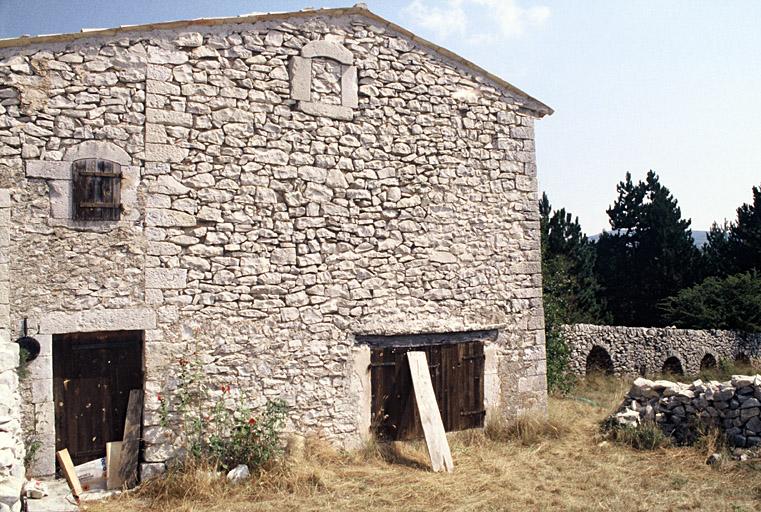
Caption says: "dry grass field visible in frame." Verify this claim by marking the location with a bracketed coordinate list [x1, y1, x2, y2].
[90, 375, 761, 512]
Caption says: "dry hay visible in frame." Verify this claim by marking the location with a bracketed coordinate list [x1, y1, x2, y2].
[90, 377, 761, 512]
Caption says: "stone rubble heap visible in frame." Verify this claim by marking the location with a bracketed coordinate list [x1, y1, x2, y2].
[612, 375, 761, 448]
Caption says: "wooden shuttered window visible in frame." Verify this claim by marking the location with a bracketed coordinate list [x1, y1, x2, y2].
[72, 159, 122, 221]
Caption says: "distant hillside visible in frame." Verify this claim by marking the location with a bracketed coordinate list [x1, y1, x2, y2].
[589, 230, 709, 247]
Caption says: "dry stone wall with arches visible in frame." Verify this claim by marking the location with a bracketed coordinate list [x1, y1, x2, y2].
[564, 324, 761, 377]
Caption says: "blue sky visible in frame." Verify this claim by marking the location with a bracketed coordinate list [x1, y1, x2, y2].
[2, 0, 759, 233]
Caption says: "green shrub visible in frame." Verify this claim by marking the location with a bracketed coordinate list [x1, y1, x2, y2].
[661, 271, 761, 332]
[206, 399, 287, 471]
[601, 419, 671, 450]
[544, 313, 576, 394]
[718, 357, 736, 375]
[159, 352, 288, 472]
[23, 434, 41, 472]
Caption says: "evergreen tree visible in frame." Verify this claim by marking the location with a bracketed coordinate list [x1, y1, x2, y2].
[540, 193, 604, 391]
[662, 271, 761, 332]
[702, 221, 734, 277]
[664, 183, 761, 333]
[596, 171, 700, 326]
[701, 184, 761, 276]
[728, 185, 761, 272]
[540, 193, 604, 324]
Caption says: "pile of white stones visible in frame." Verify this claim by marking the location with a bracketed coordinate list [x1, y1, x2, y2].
[612, 375, 761, 448]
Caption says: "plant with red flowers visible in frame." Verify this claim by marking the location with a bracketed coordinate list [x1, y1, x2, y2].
[158, 348, 287, 471]
[206, 399, 287, 471]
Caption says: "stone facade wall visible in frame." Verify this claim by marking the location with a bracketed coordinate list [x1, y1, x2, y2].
[612, 375, 761, 449]
[564, 324, 761, 376]
[0, 188, 23, 512]
[0, 9, 548, 477]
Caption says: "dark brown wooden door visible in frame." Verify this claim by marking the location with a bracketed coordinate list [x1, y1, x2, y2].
[53, 331, 143, 465]
[370, 341, 485, 441]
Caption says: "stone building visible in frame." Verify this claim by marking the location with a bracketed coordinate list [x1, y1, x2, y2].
[0, 4, 552, 484]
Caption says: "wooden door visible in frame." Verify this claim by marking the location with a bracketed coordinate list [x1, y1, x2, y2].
[53, 331, 143, 466]
[370, 341, 485, 440]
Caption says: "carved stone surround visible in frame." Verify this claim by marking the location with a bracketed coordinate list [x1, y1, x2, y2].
[290, 40, 358, 121]
[24, 141, 140, 230]
[25, 308, 157, 476]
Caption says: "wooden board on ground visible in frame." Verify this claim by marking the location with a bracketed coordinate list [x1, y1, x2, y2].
[106, 441, 124, 490]
[407, 351, 454, 473]
[56, 448, 83, 498]
[118, 389, 143, 489]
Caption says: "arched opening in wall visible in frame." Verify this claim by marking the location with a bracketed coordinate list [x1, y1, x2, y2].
[700, 353, 717, 371]
[661, 356, 684, 376]
[585, 346, 614, 375]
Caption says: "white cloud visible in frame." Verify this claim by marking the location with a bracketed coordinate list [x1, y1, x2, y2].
[403, 0, 468, 40]
[402, 0, 550, 43]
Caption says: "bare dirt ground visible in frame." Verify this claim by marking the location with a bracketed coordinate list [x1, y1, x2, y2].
[90, 376, 761, 512]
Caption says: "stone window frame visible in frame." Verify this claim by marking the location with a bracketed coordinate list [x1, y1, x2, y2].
[348, 322, 505, 449]
[290, 40, 358, 121]
[25, 141, 140, 230]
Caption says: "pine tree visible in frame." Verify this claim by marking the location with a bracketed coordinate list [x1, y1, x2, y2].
[540, 193, 604, 391]
[702, 221, 734, 277]
[595, 171, 700, 326]
[701, 184, 761, 276]
[540, 193, 604, 324]
[729, 185, 761, 273]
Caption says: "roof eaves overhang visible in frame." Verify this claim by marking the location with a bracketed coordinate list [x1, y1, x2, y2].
[0, 5, 553, 117]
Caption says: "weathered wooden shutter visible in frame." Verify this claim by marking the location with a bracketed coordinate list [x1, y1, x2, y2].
[370, 340, 485, 441]
[72, 159, 122, 221]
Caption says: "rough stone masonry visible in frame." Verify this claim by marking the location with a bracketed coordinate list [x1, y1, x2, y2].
[0, 4, 552, 484]
[564, 324, 761, 376]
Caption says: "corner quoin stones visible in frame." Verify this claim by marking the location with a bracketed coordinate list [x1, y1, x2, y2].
[0, 5, 552, 478]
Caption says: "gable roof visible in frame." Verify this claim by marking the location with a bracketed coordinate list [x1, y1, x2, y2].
[0, 4, 553, 117]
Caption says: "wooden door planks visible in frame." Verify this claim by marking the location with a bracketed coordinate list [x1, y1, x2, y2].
[407, 351, 454, 473]
[370, 341, 485, 440]
[53, 330, 143, 465]
[118, 389, 143, 488]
